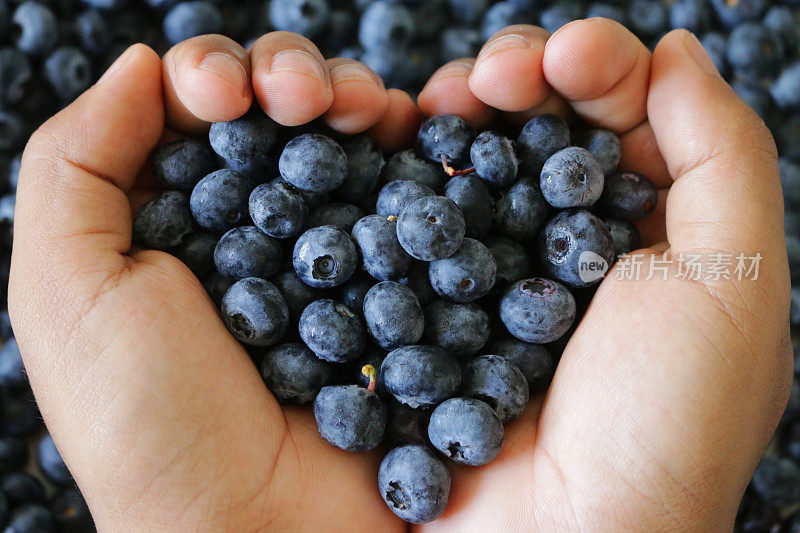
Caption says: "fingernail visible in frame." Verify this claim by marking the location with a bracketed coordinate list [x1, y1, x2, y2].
[97, 45, 135, 85]
[199, 52, 248, 90]
[476, 34, 531, 62]
[329, 61, 379, 86]
[683, 32, 719, 77]
[270, 49, 326, 81]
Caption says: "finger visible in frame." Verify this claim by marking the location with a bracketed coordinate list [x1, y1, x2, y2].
[163, 34, 253, 135]
[648, 30, 784, 255]
[251, 31, 333, 126]
[468, 25, 551, 112]
[366, 89, 422, 153]
[322, 58, 389, 134]
[543, 18, 651, 134]
[418, 59, 497, 129]
[618, 121, 671, 189]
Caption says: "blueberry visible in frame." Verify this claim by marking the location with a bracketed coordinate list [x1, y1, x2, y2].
[447, 0, 488, 24]
[397, 196, 465, 262]
[469, 130, 519, 190]
[279, 133, 347, 193]
[320, 8, 354, 50]
[669, 0, 711, 33]
[0, 437, 28, 473]
[249, 180, 309, 239]
[599, 171, 658, 220]
[428, 238, 496, 303]
[540, 147, 605, 208]
[500, 278, 576, 344]
[271, 270, 325, 320]
[268, 0, 329, 39]
[626, 0, 668, 38]
[386, 401, 430, 446]
[380, 345, 461, 408]
[36, 434, 72, 487]
[0, 111, 25, 152]
[383, 150, 446, 192]
[220, 278, 289, 347]
[339, 274, 375, 315]
[337, 135, 384, 203]
[700, 32, 728, 75]
[359, 1, 414, 50]
[260, 343, 332, 404]
[490, 337, 555, 391]
[0, 338, 25, 392]
[772, 62, 800, 111]
[0, 48, 32, 106]
[0, 392, 41, 437]
[172, 231, 218, 277]
[134, 191, 193, 251]
[399, 261, 437, 307]
[363, 281, 424, 350]
[313, 384, 387, 452]
[4, 504, 53, 533]
[163, 1, 223, 45]
[726, 22, 783, 78]
[352, 215, 412, 281]
[209, 110, 278, 172]
[376, 180, 435, 219]
[152, 139, 218, 192]
[482, 1, 530, 40]
[710, 0, 766, 28]
[732, 79, 775, 123]
[492, 176, 551, 242]
[44, 47, 92, 101]
[423, 300, 489, 358]
[50, 488, 93, 533]
[308, 203, 365, 234]
[428, 397, 504, 466]
[378, 444, 450, 523]
[214, 226, 283, 280]
[293, 225, 358, 288]
[585, 3, 627, 25]
[751, 455, 800, 508]
[576, 129, 621, 176]
[299, 299, 365, 362]
[190, 169, 253, 232]
[360, 47, 416, 91]
[484, 236, 533, 287]
[764, 6, 800, 53]
[74, 9, 113, 56]
[604, 218, 641, 258]
[539, 0, 582, 33]
[461, 355, 529, 422]
[444, 175, 493, 239]
[539, 209, 614, 288]
[0, 472, 45, 506]
[441, 26, 483, 63]
[516, 114, 570, 175]
[12, 1, 58, 56]
[416, 115, 476, 167]
[201, 271, 234, 307]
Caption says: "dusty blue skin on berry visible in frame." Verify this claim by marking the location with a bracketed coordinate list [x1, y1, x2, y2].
[152, 139, 218, 192]
[428, 397, 504, 466]
[416, 114, 476, 165]
[493, 176, 550, 242]
[313, 384, 387, 452]
[133, 191, 193, 251]
[36, 434, 71, 487]
[627, 0, 668, 38]
[516, 114, 570, 174]
[483, 2, 532, 40]
[209, 110, 278, 171]
[484, 236, 533, 287]
[381, 345, 461, 408]
[352, 215, 412, 281]
[397, 196, 466, 261]
[337, 135, 385, 202]
[0, 472, 45, 506]
[764, 6, 800, 53]
[599, 171, 658, 221]
[377, 180, 435, 218]
[44, 47, 92, 101]
[308, 203, 365, 233]
[539, 209, 615, 288]
[74, 9, 113, 56]
[0, 48, 32, 107]
[576, 129, 621, 176]
[293, 225, 358, 288]
[269, 0, 329, 38]
[279, 133, 347, 193]
[726, 22, 783, 77]
[271, 270, 326, 321]
[441, 26, 482, 63]
[470, 131, 519, 189]
[500, 278, 576, 344]
[460, 355, 529, 422]
[12, 1, 58, 56]
[340, 274, 376, 315]
[163, 1, 223, 45]
[428, 238, 496, 303]
[260, 343, 332, 404]
[5, 504, 53, 533]
[387, 400, 430, 446]
[299, 299, 365, 362]
[173, 231, 218, 277]
[751, 455, 800, 507]
[444, 175, 493, 239]
[539, 0, 582, 33]
[378, 444, 450, 524]
[540, 147, 605, 209]
[383, 150, 446, 192]
[249, 180, 309, 239]
[190, 169, 253, 232]
[423, 300, 489, 358]
[214, 226, 283, 280]
[710, 0, 766, 28]
[0, 338, 24, 392]
[490, 337, 555, 391]
[202, 272, 234, 308]
[669, 0, 712, 33]
[604, 218, 641, 258]
[363, 281, 424, 350]
[221, 278, 289, 347]
[359, 1, 415, 50]
[772, 63, 800, 111]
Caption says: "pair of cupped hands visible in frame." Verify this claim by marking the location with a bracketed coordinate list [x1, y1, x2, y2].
[8, 18, 792, 531]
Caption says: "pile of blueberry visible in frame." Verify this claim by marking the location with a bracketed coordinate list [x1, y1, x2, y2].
[133, 110, 658, 523]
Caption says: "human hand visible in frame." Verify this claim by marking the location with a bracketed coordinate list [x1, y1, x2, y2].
[8, 33, 418, 531]
[416, 19, 793, 531]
